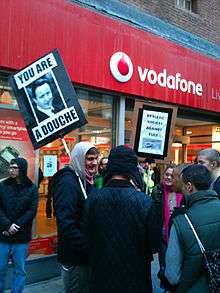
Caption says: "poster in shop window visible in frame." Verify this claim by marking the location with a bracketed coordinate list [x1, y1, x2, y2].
[0, 109, 35, 181]
[9, 49, 87, 149]
[134, 105, 173, 159]
[43, 155, 57, 177]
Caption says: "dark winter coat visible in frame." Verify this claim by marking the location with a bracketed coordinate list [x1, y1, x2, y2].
[0, 177, 38, 243]
[84, 179, 161, 293]
[174, 190, 220, 293]
[52, 167, 95, 266]
[151, 184, 164, 227]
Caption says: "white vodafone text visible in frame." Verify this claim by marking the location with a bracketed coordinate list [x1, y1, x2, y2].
[137, 67, 203, 96]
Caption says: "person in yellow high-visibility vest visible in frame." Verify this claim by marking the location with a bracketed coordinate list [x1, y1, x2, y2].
[144, 166, 155, 195]
[143, 159, 158, 195]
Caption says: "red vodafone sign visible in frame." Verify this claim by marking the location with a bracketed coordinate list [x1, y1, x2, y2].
[0, 1, 220, 112]
[106, 41, 220, 112]
[110, 51, 203, 96]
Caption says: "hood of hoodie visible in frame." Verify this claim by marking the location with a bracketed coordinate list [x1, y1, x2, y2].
[11, 157, 28, 177]
[70, 142, 95, 180]
[10, 157, 32, 186]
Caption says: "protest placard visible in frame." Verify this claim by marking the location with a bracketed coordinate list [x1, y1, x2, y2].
[10, 49, 87, 149]
[131, 101, 177, 160]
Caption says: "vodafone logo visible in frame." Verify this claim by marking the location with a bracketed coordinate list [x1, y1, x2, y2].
[110, 51, 203, 96]
[110, 52, 133, 82]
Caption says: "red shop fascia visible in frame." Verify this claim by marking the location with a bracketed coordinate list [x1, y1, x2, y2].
[0, 0, 220, 113]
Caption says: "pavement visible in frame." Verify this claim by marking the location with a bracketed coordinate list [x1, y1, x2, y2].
[6, 255, 163, 292]
[11, 277, 64, 293]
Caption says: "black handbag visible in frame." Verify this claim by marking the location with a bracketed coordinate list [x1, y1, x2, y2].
[185, 214, 220, 293]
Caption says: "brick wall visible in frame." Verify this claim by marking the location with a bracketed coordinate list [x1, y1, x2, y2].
[121, 0, 220, 44]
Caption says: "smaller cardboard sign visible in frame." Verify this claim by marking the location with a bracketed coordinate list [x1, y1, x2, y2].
[133, 103, 174, 160]
[9, 49, 87, 149]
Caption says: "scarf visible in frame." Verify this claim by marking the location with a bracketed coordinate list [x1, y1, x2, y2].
[163, 183, 183, 243]
[85, 169, 94, 185]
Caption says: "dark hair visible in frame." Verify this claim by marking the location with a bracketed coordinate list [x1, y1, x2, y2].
[175, 163, 191, 174]
[10, 157, 29, 185]
[182, 164, 212, 190]
[198, 148, 220, 167]
[145, 158, 155, 164]
[164, 163, 176, 173]
[99, 157, 108, 165]
[86, 147, 99, 156]
[32, 78, 51, 99]
[98, 156, 108, 174]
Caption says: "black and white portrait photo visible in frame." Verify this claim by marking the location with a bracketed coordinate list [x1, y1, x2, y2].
[27, 73, 65, 123]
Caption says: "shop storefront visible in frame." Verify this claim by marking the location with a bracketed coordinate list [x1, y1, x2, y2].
[0, 0, 220, 264]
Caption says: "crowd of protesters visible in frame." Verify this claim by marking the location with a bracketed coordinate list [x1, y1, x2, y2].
[51, 144, 220, 293]
[3, 146, 219, 292]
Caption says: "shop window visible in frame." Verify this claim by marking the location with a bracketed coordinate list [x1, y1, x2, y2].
[74, 88, 116, 155]
[0, 71, 17, 108]
[125, 97, 220, 166]
[125, 97, 135, 145]
[173, 117, 220, 164]
[175, 0, 197, 12]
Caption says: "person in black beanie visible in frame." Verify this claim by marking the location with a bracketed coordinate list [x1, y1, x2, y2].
[103, 146, 145, 191]
[84, 145, 161, 293]
[0, 157, 38, 293]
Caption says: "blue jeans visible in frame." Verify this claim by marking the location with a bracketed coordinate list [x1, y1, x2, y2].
[0, 243, 29, 293]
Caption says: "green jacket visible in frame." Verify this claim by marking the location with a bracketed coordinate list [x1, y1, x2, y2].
[174, 190, 220, 293]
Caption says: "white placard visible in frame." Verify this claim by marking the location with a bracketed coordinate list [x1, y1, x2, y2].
[138, 109, 168, 155]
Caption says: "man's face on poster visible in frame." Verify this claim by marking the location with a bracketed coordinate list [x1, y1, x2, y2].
[34, 82, 53, 110]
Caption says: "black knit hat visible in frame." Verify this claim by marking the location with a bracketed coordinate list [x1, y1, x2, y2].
[10, 157, 28, 177]
[103, 145, 144, 189]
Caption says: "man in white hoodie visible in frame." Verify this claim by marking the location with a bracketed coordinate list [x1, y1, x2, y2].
[52, 142, 99, 293]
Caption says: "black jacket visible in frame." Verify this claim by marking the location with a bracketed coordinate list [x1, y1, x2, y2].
[84, 179, 161, 293]
[52, 167, 95, 266]
[0, 177, 38, 243]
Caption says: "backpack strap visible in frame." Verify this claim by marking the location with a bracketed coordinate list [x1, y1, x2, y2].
[184, 214, 205, 254]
